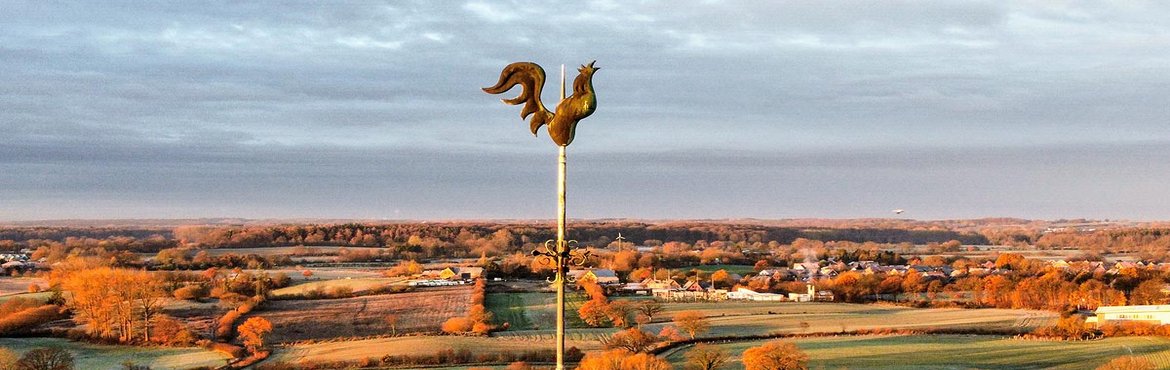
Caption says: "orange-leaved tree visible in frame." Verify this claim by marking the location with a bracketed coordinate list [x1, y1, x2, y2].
[741, 340, 808, 370]
[577, 349, 671, 370]
[237, 316, 273, 353]
[672, 311, 709, 339]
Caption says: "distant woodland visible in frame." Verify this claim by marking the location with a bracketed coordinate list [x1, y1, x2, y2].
[3, 219, 1170, 259]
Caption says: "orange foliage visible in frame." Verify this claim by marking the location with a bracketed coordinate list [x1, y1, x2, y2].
[577, 349, 671, 370]
[442, 278, 494, 335]
[742, 340, 808, 370]
[442, 317, 473, 333]
[672, 311, 708, 339]
[238, 316, 273, 353]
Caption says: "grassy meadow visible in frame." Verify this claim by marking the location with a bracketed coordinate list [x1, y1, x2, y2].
[0, 337, 231, 370]
[486, 291, 1054, 339]
[685, 264, 757, 275]
[664, 335, 1170, 370]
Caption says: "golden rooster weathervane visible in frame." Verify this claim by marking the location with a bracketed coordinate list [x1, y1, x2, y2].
[483, 61, 599, 370]
[483, 61, 598, 146]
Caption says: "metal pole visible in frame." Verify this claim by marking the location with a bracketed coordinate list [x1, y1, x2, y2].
[555, 64, 567, 370]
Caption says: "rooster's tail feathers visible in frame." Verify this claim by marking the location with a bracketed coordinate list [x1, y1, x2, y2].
[483, 62, 551, 132]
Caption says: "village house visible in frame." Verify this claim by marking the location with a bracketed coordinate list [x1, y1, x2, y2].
[568, 268, 620, 285]
[641, 278, 681, 291]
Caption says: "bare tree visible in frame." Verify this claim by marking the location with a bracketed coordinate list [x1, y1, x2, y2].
[685, 344, 730, 370]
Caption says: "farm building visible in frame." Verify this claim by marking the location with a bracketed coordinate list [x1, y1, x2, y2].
[788, 284, 833, 302]
[438, 267, 483, 280]
[1089, 305, 1170, 326]
[641, 278, 681, 291]
[568, 268, 620, 285]
[726, 287, 784, 301]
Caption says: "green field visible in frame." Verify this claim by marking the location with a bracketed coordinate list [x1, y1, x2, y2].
[0, 337, 231, 370]
[0, 291, 53, 303]
[486, 291, 591, 331]
[484, 294, 1054, 353]
[664, 335, 1170, 370]
[685, 264, 757, 276]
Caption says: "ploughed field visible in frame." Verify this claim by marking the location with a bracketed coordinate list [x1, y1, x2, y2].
[254, 285, 472, 343]
[663, 334, 1170, 370]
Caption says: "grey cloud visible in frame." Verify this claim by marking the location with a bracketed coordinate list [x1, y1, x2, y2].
[2, 1, 1170, 220]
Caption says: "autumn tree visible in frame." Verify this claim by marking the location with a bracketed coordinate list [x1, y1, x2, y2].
[741, 341, 808, 370]
[237, 316, 273, 353]
[636, 300, 665, 324]
[1096, 356, 1155, 370]
[685, 344, 729, 370]
[577, 350, 672, 370]
[56, 267, 165, 342]
[672, 311, 709, 339]
[505, 362, 535, 370]
[386, 314, 399, 336]
[578, 298, 610, 327]
[1129, 280, 1167, 305]
[603, 328, 659, 353]
[15, 347, 73, 370]
[606, 300, 635, 328]
[0, 348, 16, 370]
[711, 269, 732, 289]
[385, 260, 423, 277]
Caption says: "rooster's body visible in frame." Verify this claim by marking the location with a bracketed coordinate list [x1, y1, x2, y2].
[483, 61, 598, 146]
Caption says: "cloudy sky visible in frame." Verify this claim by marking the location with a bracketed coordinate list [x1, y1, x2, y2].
[2, 1, 1170, 221]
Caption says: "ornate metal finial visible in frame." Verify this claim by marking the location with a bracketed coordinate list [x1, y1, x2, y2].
[531, 240, 591, 282]
[483, 61, 599, 146]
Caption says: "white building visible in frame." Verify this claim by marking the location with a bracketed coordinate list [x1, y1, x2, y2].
[1090, 305, 1170, 326]
[788, 284, 817, 302]
[726, 287, 784, 302]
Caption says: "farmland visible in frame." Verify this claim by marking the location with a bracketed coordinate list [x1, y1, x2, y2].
[0, 337, 231, 370]
[654, 301, 1054, 336]
[269, 276, 405, 298]
[255, 285, 472, 343]
[268, 335, 596, 364]
[483, 290, 1054, 347]
[0, 277, 47, 296]
[685, 264, 756, 276]
[663, 334, 1170, 370]
[485, 291, 591, 330]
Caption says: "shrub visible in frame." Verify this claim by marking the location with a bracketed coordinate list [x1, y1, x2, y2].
[327, 286, 353, 298]
[0, 305, 67, 336]
[742, 340, 808, 370]
[173, 285, 207, 301]
[442, 317, 473, 334]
